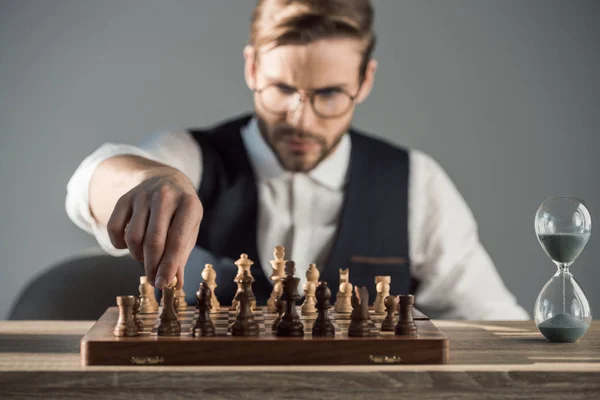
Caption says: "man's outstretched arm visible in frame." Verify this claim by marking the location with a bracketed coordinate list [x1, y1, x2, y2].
[66, 132, 203, 289]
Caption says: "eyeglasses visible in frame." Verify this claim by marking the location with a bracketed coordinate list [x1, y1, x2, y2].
[253, 83, 359, 119]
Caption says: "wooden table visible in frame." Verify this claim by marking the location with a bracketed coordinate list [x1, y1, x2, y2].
[1, 320, 599, 399]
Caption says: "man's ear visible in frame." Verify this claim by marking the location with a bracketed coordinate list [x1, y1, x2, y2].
[243, 45, 257, 91]
[355, 59, 378, 104]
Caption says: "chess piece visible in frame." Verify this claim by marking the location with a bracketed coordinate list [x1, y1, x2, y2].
[138, 276, 159, 313]
[113, 295, 139, 337]
[231, 271, 259, 336]
[133, 296, 144, 332]
[306, 263, 320, 286]
[268, 280, 283, 314]
[301, 263, 319, 315]
[231, 253, 255, 311]
[301, 281, 317, 315]
[157, 278, 181, 336]
[272, 294, 286, 331]
[276, 261, 304, 337]
[193, 282, 216, 337]
[175, 287, 187, 311]
[380, 295, 399, 331]
[267, 246, 286, 312]
[312, 282, 335, 337]
[201, 263, 220, 312]
[334, 268, 353, 313]
[374, 276, 391, 314]
[395, 294, 418, 336]
[161, 291, 181, 312]
[348, 286, 372, 337]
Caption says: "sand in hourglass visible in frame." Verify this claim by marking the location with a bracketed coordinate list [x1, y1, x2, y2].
[538, 233, 590, 264]
[538, 314, 590, 343]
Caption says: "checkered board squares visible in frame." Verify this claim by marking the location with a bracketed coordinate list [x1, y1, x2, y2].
[141, 306, 393, 338]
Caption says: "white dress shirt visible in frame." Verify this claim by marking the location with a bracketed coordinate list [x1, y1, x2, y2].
[66, 118, 529, 320]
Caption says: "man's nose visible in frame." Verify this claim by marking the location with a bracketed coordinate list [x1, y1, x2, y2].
[287, 94, 318, 131]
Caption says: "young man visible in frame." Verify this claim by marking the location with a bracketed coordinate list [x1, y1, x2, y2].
[66, 0, 528, 319]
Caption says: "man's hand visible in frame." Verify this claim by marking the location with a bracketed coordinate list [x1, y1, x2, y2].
[106, 169, 203, 289]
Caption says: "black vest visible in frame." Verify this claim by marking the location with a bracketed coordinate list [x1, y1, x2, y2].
[184, 114, 415, 304]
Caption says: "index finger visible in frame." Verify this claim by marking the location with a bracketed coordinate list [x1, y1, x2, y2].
[154, 197, 201, 289]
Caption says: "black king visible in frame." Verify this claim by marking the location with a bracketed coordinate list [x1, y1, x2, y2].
[276, 261, 304, 337]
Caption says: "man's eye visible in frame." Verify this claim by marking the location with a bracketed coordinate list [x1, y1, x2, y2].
[317, 89, 342, 98]
[275, 85, 296, 95]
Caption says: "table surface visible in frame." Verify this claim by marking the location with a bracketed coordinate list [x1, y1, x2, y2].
[1, 319, 599, 399]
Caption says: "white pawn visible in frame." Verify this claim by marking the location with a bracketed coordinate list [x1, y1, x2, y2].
[301, 263, 319, 314]
[267, 246, 286, 312]
[334, 268, 353, 313]
[374, 276, 391, 314]
[201, 263, 220, 312]
[175, 287, 187, 311]
[301, 281, 317, 315]
[138, 276, 159, 314]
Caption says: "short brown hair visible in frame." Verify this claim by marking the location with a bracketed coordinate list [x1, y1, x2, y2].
[250, 0, 376, 80]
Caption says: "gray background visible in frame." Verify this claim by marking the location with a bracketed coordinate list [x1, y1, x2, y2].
[1, 0, 599, 320]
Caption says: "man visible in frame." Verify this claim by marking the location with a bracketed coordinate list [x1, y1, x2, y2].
[66, 0, 528, 319]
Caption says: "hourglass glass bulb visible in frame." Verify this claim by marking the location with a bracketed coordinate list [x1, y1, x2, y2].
[535, 197, 591, 266]
[534, 268, 592, 342]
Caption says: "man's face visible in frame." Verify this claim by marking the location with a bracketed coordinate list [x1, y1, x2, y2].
[245, 38, 376, 172]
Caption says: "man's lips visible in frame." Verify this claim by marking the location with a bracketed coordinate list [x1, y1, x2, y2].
[283, 137, 320, 152]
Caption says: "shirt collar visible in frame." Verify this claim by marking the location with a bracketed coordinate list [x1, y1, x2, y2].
[241, 117, 351, 191]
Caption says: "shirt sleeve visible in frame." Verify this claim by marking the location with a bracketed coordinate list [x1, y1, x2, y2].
[65, 131, 202, 256]
[408, 149, 530, 320]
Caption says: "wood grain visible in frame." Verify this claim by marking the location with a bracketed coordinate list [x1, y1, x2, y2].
[1, 371, 600, 399]
[1, 320, 600, 399]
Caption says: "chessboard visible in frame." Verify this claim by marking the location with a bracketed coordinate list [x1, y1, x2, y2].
[81, 305, 449, 366]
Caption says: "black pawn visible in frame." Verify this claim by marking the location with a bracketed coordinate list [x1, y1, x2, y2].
[395, 294, 418, 336]
[312, 282, 335, 337]
[380, 295, 399, 332]
[348, 286, 371, 337]
[193, 282, 216, 337]
[276, 261, 304, 337]
[157, 285, 181, 336]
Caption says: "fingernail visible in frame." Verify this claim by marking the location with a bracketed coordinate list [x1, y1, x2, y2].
[155, 276, 167, 289]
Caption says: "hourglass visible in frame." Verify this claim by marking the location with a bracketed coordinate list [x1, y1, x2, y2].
[534, 197, 592, 342]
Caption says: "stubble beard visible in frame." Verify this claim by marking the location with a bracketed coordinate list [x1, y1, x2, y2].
[256, 115, 348, 173]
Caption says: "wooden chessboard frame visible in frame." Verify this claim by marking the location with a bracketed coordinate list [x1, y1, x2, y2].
[81, 306, 449, 366]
